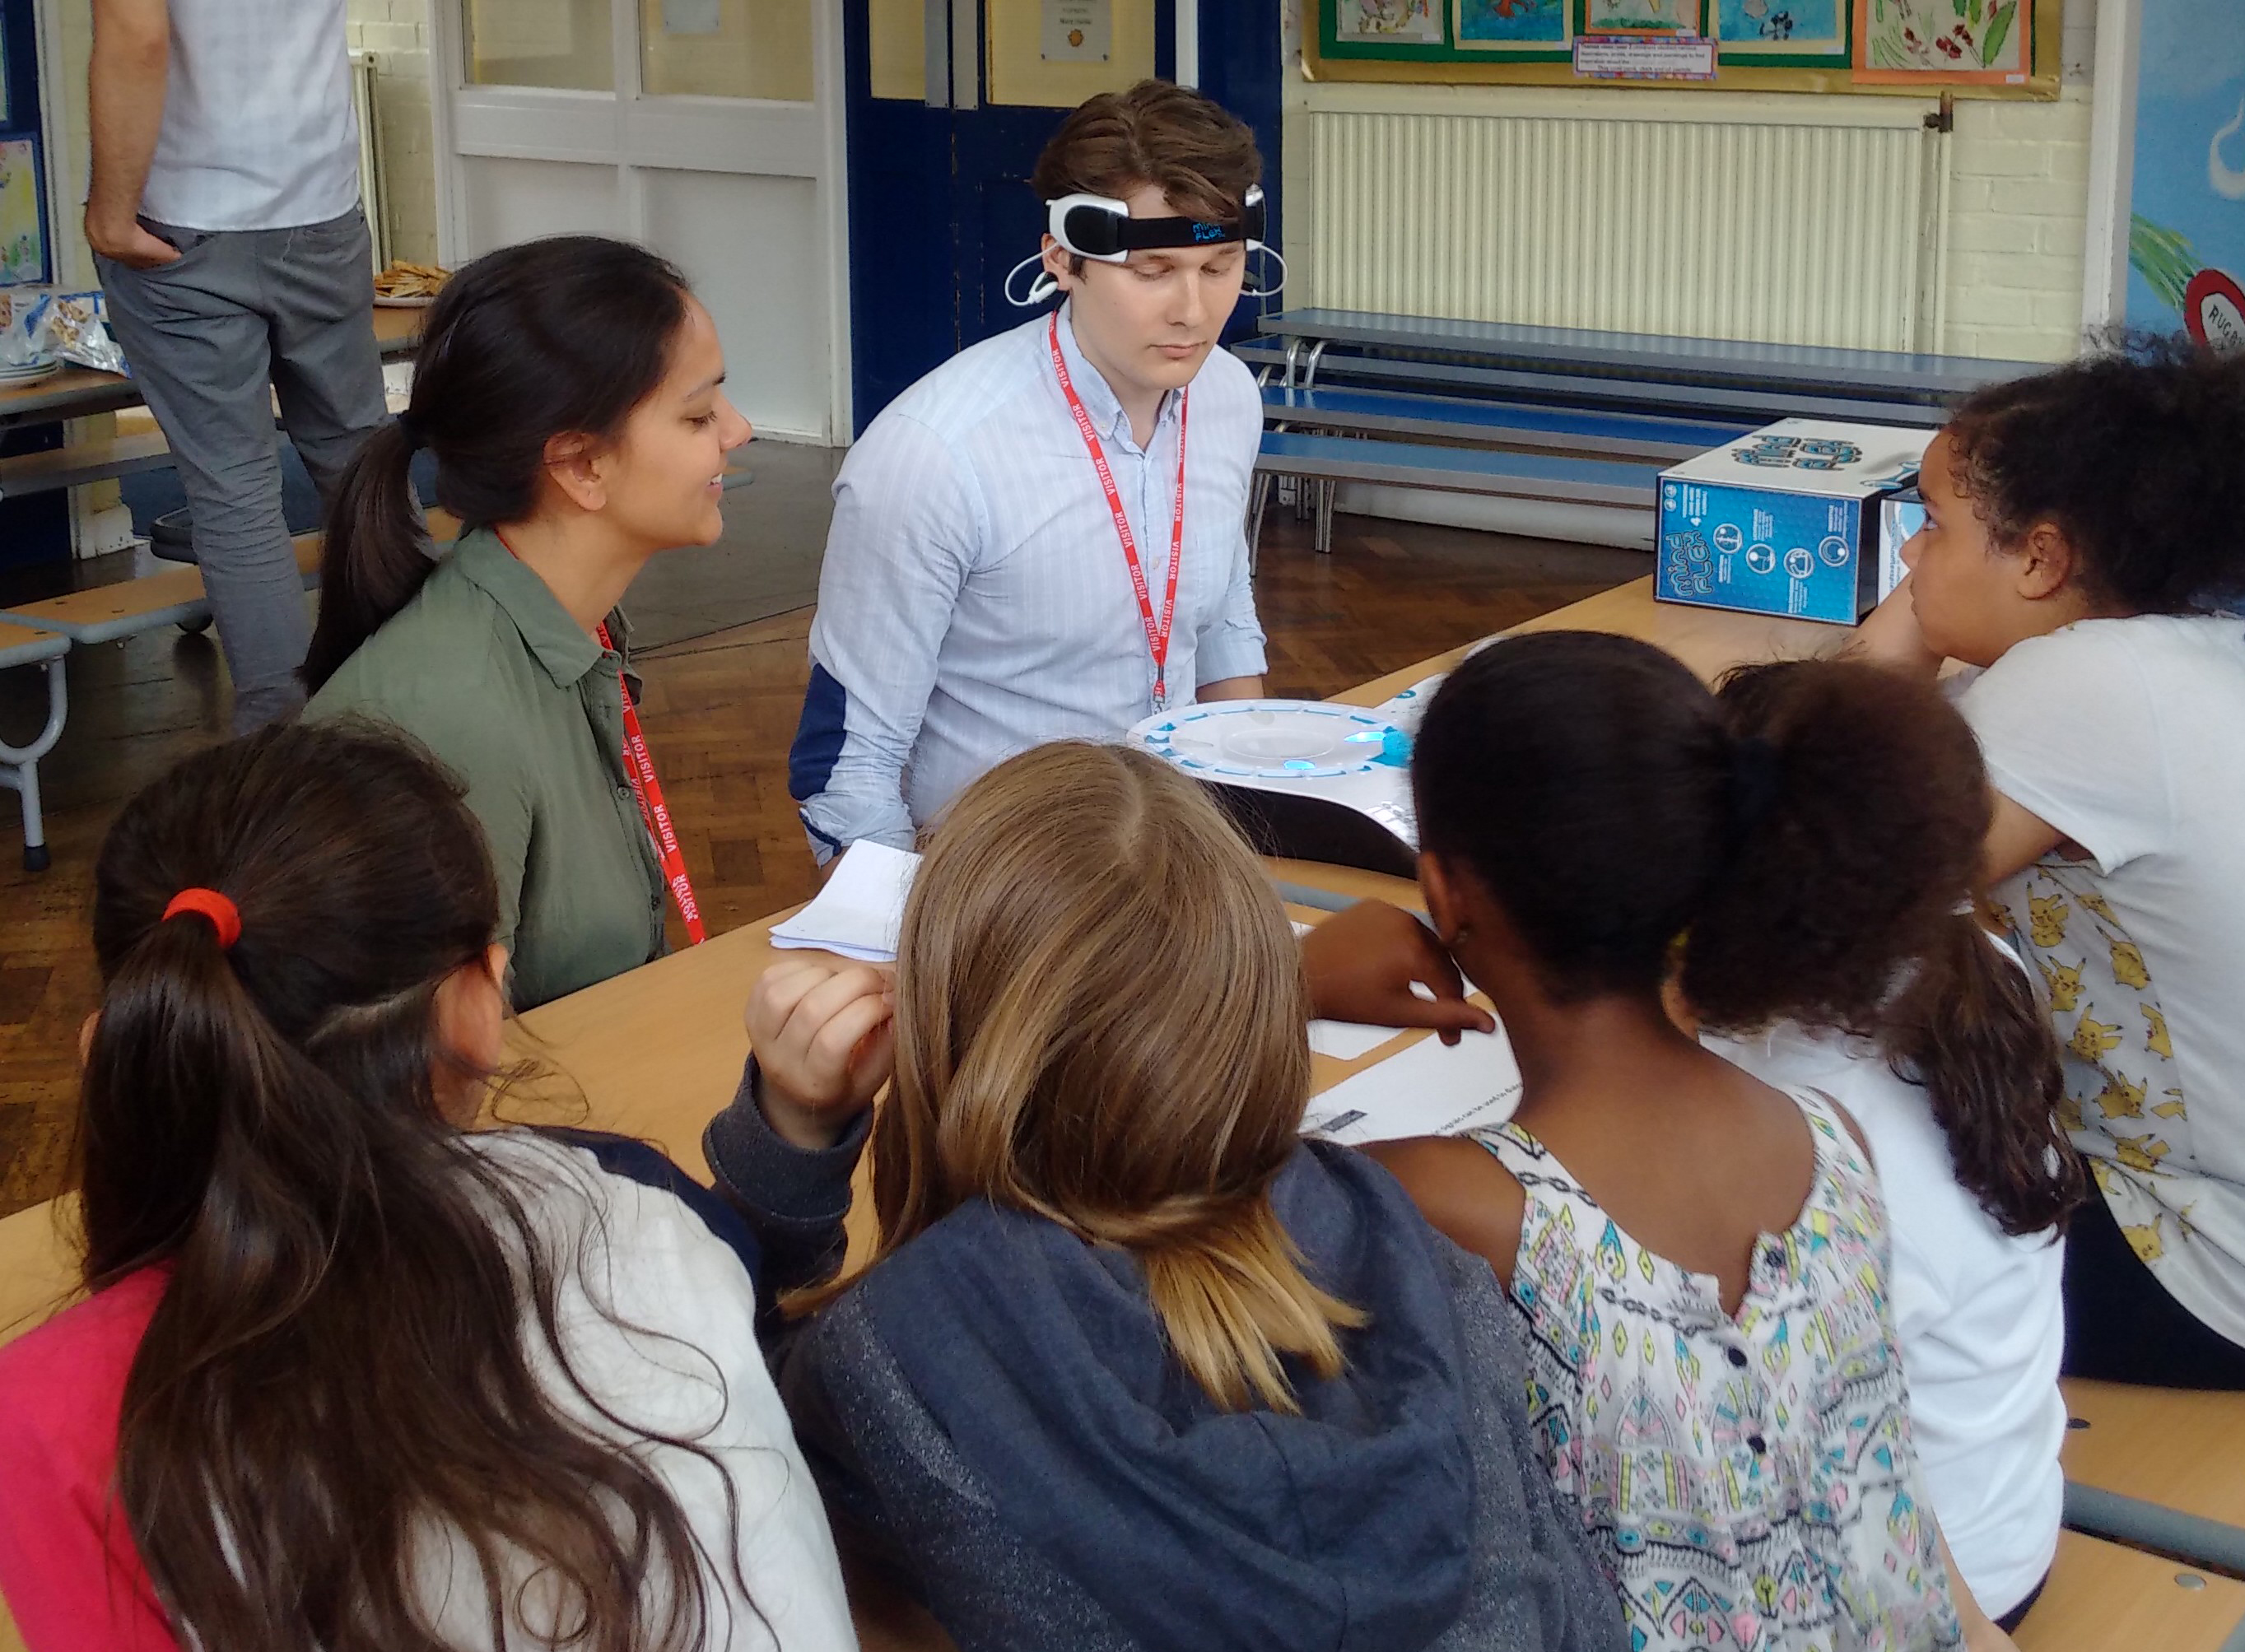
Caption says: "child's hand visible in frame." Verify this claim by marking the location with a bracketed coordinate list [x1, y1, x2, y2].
[1850, 576, 1946, 677]
[747, 960, 895, 1149]
[1301, 899, 1495, 1046]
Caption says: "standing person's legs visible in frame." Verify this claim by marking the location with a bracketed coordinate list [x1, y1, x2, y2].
[100, 227, 307, 733]
[2063, 1187, 2245, 1389]
[259, 207, 387, 510]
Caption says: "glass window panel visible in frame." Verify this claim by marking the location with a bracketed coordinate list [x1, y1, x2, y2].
[466, 0, 615, 90]
[869, 0, 928, 101]
[640, 0, 815, 101]
[985, 0, 1154, 109]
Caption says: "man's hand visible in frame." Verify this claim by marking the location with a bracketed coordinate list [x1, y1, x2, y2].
[84, 212, 179, 270]
[1301, 899, 1495, 1046]
[746, 960, 895, 1149]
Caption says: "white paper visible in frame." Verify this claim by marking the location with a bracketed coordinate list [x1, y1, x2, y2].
[1309, 1020, 1404, 1061]
[1041, 0, 1111, 60]
[1302, 1025, 1523, 1147]
[769, 841, 920, 963]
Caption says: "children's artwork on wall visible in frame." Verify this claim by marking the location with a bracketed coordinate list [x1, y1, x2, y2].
[2124, 0, 2245, 347]
[1312, 0, 2056, 89]
[1584, 0, 1701, 35]
[1713, 0, 1845, 56]
[1854, 0, 2029, 83]
[0, 139, 48, 287]
[1336, 0, 1446, 40]
[1456, 0, 1571, 50]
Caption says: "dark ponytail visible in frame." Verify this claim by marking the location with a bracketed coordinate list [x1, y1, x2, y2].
[301, 236, 693, 691]
[1413, 635, 2082, 1235]
[80, 723, 734, 1652]
[1948, 334, 2245, 615]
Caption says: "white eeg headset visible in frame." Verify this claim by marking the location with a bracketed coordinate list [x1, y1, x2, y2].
[1003, 184, 1288, 307]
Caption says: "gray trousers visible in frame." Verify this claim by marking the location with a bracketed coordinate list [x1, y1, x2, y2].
[98, 206, 387, 733]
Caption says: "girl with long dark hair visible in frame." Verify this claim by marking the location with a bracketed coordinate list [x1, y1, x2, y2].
[1339, 637, 2066, 1650]
[0, 724, 852, 1652]
[304, 235, 752, 1010]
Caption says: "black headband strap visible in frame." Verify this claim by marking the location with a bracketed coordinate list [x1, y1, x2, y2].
[1059, 193, 1265, 259]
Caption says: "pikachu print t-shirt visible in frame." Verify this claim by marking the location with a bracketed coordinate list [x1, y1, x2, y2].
[1959, 614, 2245, 1345]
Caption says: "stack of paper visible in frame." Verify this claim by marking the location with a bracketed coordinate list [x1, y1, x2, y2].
[769, 841, 921, 963]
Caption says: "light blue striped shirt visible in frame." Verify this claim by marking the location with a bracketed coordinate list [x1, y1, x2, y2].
[790, 304, 1268, 859]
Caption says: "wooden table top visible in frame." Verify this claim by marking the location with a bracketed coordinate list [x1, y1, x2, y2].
[2062, 1376, 2245, 1534]
[0, 304, 421, 429]
[1334, 575, 1851, 708]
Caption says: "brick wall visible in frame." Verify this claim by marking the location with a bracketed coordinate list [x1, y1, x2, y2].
[346, 0, 442, 267]
[1939, 2, 2101, 361]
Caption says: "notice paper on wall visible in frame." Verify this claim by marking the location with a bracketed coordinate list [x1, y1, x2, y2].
[662, 0, 721, 34]
[1302, 1025, 1523, 1147]
[1042, 0, 1111, 61]
[1573, 34, 1717, 79]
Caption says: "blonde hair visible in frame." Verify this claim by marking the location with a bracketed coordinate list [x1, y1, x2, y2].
[859, 741, 1362, 1412]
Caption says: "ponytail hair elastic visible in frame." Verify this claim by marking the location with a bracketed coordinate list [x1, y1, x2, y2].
[163, 887, 242, 950]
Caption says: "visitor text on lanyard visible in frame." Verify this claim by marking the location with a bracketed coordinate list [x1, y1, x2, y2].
[496, 532, 706, 946]
[598, 617, 706, 946]
[1048, 312, 1188, 712]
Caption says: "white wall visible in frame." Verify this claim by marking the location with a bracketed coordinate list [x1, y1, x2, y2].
[346, 0, 443, 267]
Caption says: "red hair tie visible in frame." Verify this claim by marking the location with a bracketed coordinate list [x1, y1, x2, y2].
[162, 887, 241, 950]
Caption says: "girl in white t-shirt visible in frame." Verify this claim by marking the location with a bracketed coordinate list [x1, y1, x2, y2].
[1859, 339, 2245, 1388]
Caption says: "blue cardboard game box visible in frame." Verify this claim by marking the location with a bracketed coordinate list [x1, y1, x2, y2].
[1657, 421, 1932, 626]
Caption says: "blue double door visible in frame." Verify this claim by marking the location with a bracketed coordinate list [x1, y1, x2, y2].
[841, 0, 1282, 435]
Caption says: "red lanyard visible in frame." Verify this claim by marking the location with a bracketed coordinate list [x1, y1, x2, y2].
[496, 533, 705, 946]
[1048, 313, 1188, 710]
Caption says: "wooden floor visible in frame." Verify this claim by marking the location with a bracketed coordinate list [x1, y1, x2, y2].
[0, 508, 1644, 1217]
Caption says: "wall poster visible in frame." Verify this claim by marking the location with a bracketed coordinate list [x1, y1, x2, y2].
[1854, 0, 2031, 85]
[2122, 0, 2245, 347]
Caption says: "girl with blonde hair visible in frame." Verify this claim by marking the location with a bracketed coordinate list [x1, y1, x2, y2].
[706, 740, 1623, 1652]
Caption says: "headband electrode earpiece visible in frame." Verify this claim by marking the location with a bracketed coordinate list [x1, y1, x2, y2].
[1004, 185, 1287, 306]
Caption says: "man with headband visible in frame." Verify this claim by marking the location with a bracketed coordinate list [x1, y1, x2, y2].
[789, 80, 1275, 863]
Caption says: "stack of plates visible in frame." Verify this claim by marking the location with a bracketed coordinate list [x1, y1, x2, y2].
[0, 357, 63, 389]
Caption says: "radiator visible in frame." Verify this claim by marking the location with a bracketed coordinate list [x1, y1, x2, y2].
[1300, 108, 1938, 354]
[351, 51, 390, 274]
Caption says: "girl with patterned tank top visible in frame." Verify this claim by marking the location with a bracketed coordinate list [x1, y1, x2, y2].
[1364, 634, 2028, 1652]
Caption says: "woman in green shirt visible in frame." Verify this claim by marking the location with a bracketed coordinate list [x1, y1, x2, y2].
[303, 237, 752, 1008]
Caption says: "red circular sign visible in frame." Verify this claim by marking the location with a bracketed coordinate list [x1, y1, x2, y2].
[2184, 267, 2245, 351]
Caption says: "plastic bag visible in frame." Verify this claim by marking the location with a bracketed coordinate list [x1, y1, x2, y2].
[0, 291, 49, 370]
[26, 291, 130, 376]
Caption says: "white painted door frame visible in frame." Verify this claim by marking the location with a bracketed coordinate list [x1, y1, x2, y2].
[2081, 0, 2142, 332]
[427, 0, 855, 442]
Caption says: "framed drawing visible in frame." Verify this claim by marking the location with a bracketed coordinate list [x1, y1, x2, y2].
[1854, 0, 2031, 85]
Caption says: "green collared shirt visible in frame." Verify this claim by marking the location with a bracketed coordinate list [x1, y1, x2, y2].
[305, 527, 666, 1009]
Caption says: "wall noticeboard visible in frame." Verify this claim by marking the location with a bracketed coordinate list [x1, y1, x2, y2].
[1309, 0, 2063, 97]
